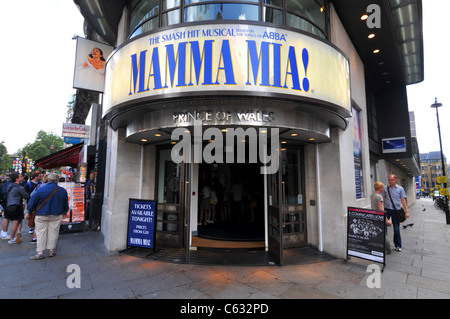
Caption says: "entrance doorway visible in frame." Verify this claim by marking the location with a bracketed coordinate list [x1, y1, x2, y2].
[155, 136, 307, 264]
[197, 163, 265, 245]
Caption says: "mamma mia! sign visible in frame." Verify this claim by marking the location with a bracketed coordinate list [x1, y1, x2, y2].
[103, 24, 351, 116]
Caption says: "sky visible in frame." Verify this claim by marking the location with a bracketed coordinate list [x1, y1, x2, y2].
[0, 1, 448, 162]
[0, 1, 84, 156]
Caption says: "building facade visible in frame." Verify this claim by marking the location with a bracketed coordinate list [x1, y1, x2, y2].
[73, 0, 423, 264]
[420, 151, 448, 194]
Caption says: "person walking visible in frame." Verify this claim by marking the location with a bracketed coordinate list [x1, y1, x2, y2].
[382, 174, 409, 252]
[4, 172, 29, 244]
[24, 172, 42, 238]
[26, 173, 69, 260]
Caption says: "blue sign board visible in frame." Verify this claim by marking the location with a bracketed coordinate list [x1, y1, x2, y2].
[127, 199, 157, 249]
[382, 137, 406, 154]
[64, 137, 84, 144]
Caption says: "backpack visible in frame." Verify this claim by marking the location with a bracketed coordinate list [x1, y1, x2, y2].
[1, 181, 11, 206]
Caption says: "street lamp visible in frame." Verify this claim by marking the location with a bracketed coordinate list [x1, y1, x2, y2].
[431, 98, 450, 223]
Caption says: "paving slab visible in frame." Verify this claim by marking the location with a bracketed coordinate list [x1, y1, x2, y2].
[0, 197, 449, 300]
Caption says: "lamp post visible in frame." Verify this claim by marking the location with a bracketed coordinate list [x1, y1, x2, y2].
[431, 98, 450, 223]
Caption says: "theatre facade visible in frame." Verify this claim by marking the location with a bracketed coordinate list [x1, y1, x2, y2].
[74, 0, 423, 264]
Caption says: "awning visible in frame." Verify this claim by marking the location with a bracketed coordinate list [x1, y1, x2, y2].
[34, 143, 84, 169]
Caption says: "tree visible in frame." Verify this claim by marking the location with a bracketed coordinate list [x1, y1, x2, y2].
[0, 143, 11, 174]
[19, 131, 64, 163]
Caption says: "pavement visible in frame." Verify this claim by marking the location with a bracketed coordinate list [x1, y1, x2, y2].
[1, 197, 449, 301]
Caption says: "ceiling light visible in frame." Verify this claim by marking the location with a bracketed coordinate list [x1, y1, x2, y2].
[368, 33, 375, 39]
[281, 141, 287, 144]
[373, 49, 380, 54]
[155, 133, 162, 137]
[361, 14, 369, 20]
[290, 133, 298, 137]
[308, 138, 315, 141]
[141, 139, 148, 142]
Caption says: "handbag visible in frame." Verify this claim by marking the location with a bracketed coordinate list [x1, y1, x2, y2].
[387, 187, 406, 223]
[27, 186, 60, 228]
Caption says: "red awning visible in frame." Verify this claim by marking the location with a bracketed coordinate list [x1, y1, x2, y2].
[34, 143, 84, 169]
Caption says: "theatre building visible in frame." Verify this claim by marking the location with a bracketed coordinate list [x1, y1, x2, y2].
[73, 0, 423, 264]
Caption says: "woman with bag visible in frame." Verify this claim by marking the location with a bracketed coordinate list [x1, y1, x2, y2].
[26, 173, 69, 260]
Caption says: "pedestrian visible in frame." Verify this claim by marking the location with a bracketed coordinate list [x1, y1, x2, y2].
[199, 182, 211, 225]
[24, 172, 42, 238]
[370, 181, 392, 254]
[382, 174, 409, 252]
[0, 175, 12, 239]
[26, 173, 69, 260]
[85, 172, 95, 222]
[4, 172, 29, 244]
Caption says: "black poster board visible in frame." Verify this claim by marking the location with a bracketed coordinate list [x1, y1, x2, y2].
[122, 199, 158, 255]
[346, 206, 386, 269]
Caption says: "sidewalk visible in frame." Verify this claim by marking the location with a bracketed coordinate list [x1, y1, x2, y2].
[0, 197, 449, 299]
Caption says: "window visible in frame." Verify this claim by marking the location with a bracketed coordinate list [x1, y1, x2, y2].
[129, 0, 329, 39]
[185, 3, 259, 22]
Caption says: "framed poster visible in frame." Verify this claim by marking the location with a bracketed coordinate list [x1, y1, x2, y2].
[126, 199, 157, 250]
[346, 207, 386, 267]
[73, 37, 114, 93]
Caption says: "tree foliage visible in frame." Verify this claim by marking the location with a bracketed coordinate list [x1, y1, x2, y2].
[0, 143, 11, 174]
[18, 130, 64, 162]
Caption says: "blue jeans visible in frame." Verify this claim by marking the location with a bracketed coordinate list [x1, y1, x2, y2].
[385, 209, 401, 248]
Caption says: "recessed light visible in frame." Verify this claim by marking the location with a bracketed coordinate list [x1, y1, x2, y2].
[290, 133, 298, 137]
[155, 133, 162, 137]
[281, 141, 287, 144]
[308, 138, 315, 141]
[361, 14, 369, 20]
[141, 139, 148, 142]
[368, 33, 375, 39]
[373, 49, 380, 54]
[221, 129, 228, 132]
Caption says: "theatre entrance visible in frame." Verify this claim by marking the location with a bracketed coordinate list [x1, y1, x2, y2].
[196, 162, 265, 245]
[155, 143, 306, 265]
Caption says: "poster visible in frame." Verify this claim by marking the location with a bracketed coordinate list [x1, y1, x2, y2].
[60, 183, 85, 225]
[347, 207, 385, 264]
[73, 37, 114, 93]
[352, 107, 364, 199]
[127, 199, 157, 249]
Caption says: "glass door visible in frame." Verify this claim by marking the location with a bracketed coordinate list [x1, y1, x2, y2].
[280, 147, 306, 248]
[267, 141, 283, 264]
[156, 148, 188, 249]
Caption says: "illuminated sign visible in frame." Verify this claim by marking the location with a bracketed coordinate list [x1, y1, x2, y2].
[382, 137, 406, 153]
[103, 24, 351, 116]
